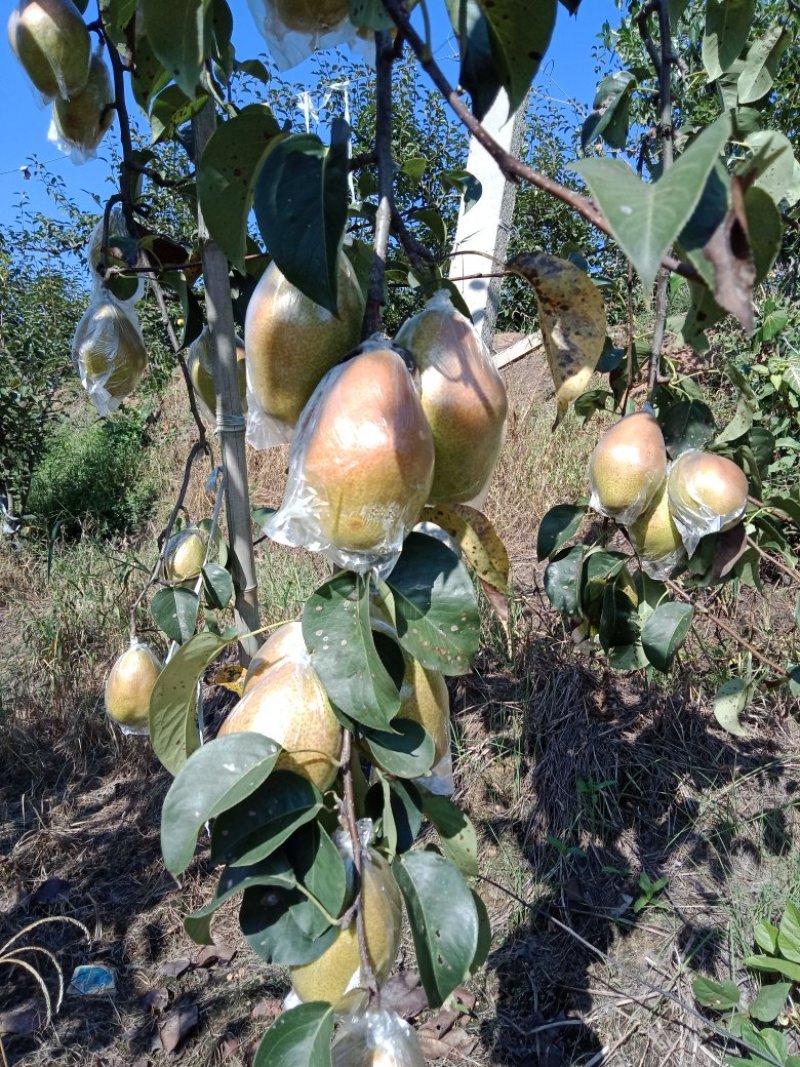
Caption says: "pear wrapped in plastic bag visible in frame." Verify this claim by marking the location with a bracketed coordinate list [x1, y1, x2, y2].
[187, 327, 248, 428]
[331, 1009, 426, 1067]
[72, 291, 148, 415]
[667, 450, 749, 556]
[49, 49, 114, 163]
[265, 341, 435, 577]
[105, 638, 162, 736]
[246, 0, 360, 70]
[86, 204, 144, 305]
[589, 411, 667, 525]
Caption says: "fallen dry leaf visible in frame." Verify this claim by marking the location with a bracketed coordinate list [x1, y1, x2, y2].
[381, 972, 428, 1021]
[192, 942, 237, 968]
[158, 958, 191, 979]
[158, 1003, 198, 1054]
[31, 876, 72, 905]
[250, 997, 282, 1022]
[142, 988, 170, 1013]
[0, 1007, 39, 1036]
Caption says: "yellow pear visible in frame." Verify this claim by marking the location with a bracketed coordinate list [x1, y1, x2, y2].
[395, 290, 508, 504]
[218, 657, 342, 791]
[53, 52, 114, 153]
[668, 451, 749, 531]
[290, 850, 402, 1009]
[73, 299, 148, 401]
[273, 0, 348, 32]
[627, 477, 685, 578]
[279, 344, 434, 554]
[187, 328, 247, 424]
[245, 253, 363, 429]
[589, 411, 667, 523]
[8, 0, 90, 99]
[244, 620, 306, 692]
[105, 641, 162, 730]
[164, 528, 207, 583]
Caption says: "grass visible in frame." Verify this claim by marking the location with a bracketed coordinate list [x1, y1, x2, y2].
[1, 361, 799, 1066]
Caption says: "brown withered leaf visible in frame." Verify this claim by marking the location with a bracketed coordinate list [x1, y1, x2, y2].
[192, 942, 237, 968]
[381, 972, 429, 1021]
[711, 522, 748, 580]
[250, 997, 282, 1022]
[158, 957, 191, 979]
[142, 988, 170, 1013]
[0, 1007, 40, 1036]
[703, 175, 755, 333]
[418, 1027, 478, 1061]
[158, 1003, 198, 1055]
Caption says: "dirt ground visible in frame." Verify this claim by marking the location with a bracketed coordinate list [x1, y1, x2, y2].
[2, 350, 799, 1067]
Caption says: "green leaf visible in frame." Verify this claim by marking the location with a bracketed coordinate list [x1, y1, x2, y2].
[303, 573, 401, 732]
[201, 562, 233, 609]
[715, 393, 757, 445]
[749, 982, 791, 1023]
[581, 71, 635, 152]
[161, 733, 280, 874]
[441, 168, 482, 212]
[738, 24, 792, 105]
[347, 0, 393, 30]
[149, 84, 209, 143]
[184, 852, 295, 944]
[151, 586, 199, 645]
[544, 545, 585, 616]
[641, 602, 694, 672]
[537, 504, 586, 561]
[713, 677, 751, 737]
[580, 550, 629, 626]
[394, 851, 480, 1008]
[692, 976, 741, 1011]
[571, 115, 731, 292]
[421, 792, 478, 877]
[386, 533, 480, 677]
[476, 0, 558, 116]
[210, 771, 322, 867]
[470, 889, 492, 974]
[139, 0, 214, 99]
[745, 131, 800, 210]
[659, 400, 717, 457]
[149, 629, 236, 776]
[366, 778, 423, 855]
[445, 0, 503, 120]
[421, 504, 510, 594]
[240, 884, 338, 966]
[254, 1003, 334, 1067]
[599, 582, 640, 651]
[362, 719, 436, 779]
[777, 901, 800, 963]
[253, 120, 350, 315]
[702, 0, 755, 81]
[754, 921, 779, 955]
[197, 104, 282, 273]
[744, 955, 800, 982]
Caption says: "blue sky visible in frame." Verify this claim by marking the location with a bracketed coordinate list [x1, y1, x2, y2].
[0, 0, 620, 228]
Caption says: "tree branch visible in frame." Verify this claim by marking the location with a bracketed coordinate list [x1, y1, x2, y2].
[340, 730, 378, 999]
[364, 30, 396, 338]
[381, 0, 700, 283]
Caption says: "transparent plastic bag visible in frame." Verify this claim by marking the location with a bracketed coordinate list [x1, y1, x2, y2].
[264, 341, 435, 579]
[246, 0, 362, 70]
[187, 327, 248, 428]
[8, 0, 91, 103]
[588, 411, 667, 525]
[244, 255, 364, 451]
[667, 449, 749, 557]
[163, 526, 208, 583]
[72, 291, 148, 415]
[105, 637, 162, 736]
[331, 1009, 426, 1067]
[395, 288, 508, 505]
[48, 49, 114, 164]
[87, 205, 144, 305]
[290, 819, 404, 1011]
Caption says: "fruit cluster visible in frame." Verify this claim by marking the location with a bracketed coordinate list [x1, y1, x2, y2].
[589, 411, 750, 578]
[9, 0, 114, 160]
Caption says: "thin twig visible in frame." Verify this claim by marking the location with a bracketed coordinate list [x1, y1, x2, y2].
[364, 30, 396, 337]
[746, 536, 800, 586]
[340, 730, 378, 998]
[381, 0, 700, 284]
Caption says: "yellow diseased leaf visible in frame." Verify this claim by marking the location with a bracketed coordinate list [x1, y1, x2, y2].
[506, 253, 607, 428]
[211, 664, 247, 696]
[422, 504, 510, 594]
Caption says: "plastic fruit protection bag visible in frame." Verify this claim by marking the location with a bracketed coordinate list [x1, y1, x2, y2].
[105, 637, 162, 737]
[667, 449, 749, 557]
[48, 49, 114, 165]
[394, 288, 508, 506]
[72, 290, 148, 416]
[86, 205, 145, 305]
[625, 474, 687, 581]
[188, 328, 248, 429]
[588, 412, 667, 526]
[246, 0, 364, 71]
[264, 342, 435, 579]
[331, 1009, 426, 1067]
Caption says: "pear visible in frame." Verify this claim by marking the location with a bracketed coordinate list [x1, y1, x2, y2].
[331, 1011, 426, 1067]
[73, 298, 148, 402]
[269, 344, 434, 558]
[105, 640, 162, 730]
[290, 850, 402, 1009]
[589, 411, 667, 523]
[8, 0, 90, 99]
[245, 253, 363, 430]
[218, 657, 342, 791]
[244, 620, 306, 692]
[187, 328, 247, 425]
[627, 477, 685, 579]
[273, 0, 348, 32]
[395, 289, 508, 504]
[164, 528, 207, 583]
[668, 450, 749, 555]
[53, 52, 114, 154]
